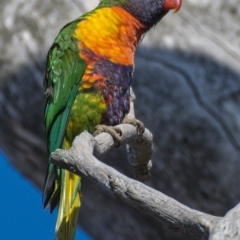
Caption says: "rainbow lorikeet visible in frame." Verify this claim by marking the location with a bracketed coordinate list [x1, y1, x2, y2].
[43, 0, 182, 239]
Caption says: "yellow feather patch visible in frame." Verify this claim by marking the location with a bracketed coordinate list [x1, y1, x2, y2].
[56, 170, 81, 240]
[73, 6, 146, 65]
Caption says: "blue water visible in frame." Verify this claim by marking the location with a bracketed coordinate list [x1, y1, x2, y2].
[0, 151, 91, 240]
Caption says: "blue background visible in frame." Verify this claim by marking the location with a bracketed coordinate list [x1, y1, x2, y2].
[0, 151, 91, 240]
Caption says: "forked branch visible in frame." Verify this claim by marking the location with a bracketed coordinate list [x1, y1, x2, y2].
[50, 125, 221, 239]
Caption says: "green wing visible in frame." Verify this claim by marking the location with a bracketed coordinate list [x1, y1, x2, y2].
[43, 21, 86, 207]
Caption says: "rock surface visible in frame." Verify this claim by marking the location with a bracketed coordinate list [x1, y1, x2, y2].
[0, 0, 240, 239]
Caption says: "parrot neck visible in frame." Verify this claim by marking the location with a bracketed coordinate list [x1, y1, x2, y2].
[73, 6, 148, 66]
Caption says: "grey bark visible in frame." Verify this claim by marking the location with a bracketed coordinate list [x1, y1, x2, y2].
[50, 127, 240, 240]
[209, 203, 240, 240]
[50, 128, 220, 239]
[0, 0, 240, 239]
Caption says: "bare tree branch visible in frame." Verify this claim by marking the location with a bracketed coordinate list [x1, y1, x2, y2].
[209, 203, 240, 240]
[50, 126, 220, 239]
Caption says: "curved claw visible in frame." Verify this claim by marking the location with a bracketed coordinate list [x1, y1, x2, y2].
[122, 117, 145, 136]
[135, 121, 145, 136]
[93, 125, 122, 147]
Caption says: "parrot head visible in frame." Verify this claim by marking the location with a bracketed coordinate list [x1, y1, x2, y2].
[100, 0, 182, 27]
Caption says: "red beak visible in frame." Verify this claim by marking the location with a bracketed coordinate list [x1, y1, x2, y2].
[163, 0, 182, 13]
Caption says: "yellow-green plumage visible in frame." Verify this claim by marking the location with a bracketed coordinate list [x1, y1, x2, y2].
[65, 91, 107, 144]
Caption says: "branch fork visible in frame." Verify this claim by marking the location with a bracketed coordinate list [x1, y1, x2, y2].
[50, 124, 232, 239]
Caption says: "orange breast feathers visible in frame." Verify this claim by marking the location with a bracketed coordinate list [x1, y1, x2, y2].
[73, 6, 147, 65]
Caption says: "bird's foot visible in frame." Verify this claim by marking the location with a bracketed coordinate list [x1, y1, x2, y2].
[122, 116, 145, 135]
[93, 125, 122, 147]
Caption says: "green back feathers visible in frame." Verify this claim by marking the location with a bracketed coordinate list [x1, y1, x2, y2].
[44, 22, 85, 153]
[43, 20, 86, 202]
[99, 0, 126, 5]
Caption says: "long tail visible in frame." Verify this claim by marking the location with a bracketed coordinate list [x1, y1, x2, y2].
[56, 169, 81, 240]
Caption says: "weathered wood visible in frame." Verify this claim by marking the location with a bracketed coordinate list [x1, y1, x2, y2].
[210, 203, 240, 240]
[0, 0, 240, 239]
[51, 129, 220, 239]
